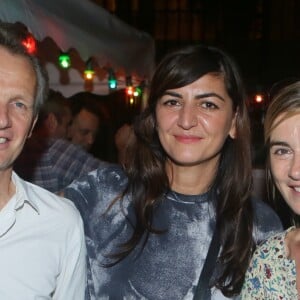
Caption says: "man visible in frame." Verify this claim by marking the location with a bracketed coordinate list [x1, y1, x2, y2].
[35, 88, 72, 139]
[14, 90, 106, 193]
[68, 93, 101, 151]
[0, 22, 86, 299]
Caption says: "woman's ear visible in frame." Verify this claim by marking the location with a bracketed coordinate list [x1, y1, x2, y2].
[229, 111, 237, 139]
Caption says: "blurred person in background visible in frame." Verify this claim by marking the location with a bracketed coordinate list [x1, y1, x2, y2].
[15, 89, 106, 193]
[114, 122, 134, 166]
[68, 92, 101, 152]
[34, 88, 72, 139]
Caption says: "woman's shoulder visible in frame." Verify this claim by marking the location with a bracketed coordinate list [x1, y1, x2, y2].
[63, 163, 128, 213]
[250, 229, 291, 273]
[241, 228, 294, 300]
[63, 163, 132, 239]
[66, 163, 127, 192]
[255, 229, 288, 254]
[251, 197, 284, 244]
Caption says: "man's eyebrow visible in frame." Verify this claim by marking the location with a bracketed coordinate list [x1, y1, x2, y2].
[162, 91, 225, 101]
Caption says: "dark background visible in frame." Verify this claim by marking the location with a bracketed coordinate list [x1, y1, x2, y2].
[93, 0, 300, 94]
[89, 0, 299, 165]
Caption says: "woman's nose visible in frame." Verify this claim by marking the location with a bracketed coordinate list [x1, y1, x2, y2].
[177, 104, 198, 129]
[289, 153, 300, 180]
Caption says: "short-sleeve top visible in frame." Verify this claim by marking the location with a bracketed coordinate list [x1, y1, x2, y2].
[64, 163, 283, 300]
[241, 227, 297, 300]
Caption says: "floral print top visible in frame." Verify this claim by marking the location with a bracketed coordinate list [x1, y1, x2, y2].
[241, 227, 297, 300]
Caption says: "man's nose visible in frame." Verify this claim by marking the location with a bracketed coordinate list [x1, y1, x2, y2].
[0, 105, 11, 129]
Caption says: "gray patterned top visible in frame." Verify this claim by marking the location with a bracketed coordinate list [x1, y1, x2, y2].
[64, 163, 283, 300]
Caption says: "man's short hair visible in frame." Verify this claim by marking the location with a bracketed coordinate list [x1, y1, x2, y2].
[35, 89, 70, 128]
[0, 21, 48, 116]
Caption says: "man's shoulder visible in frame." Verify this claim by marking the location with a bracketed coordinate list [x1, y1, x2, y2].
[22, 178, 81, 223]
[51, 138, 103, 164]
[51, 138, 86, 153]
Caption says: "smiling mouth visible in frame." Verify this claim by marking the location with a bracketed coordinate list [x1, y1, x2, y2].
[293, 186, 300, 193]
[0, 137, 8, 144]
[175, 135, 201, 143]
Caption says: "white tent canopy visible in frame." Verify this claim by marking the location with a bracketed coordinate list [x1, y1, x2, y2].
[0, 0, 155, 78]
[45, 62, 139, 96]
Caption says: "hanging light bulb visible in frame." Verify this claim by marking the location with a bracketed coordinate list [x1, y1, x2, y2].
[22, 35, 37, 54]
[58, 52, 71, 69]
[84, 59, 95, 80]
[126, 86, 134, 96]
[108, 69, 117, 90]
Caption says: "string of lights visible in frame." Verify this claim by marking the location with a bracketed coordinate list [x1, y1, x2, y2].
[22, 34, 146, 97]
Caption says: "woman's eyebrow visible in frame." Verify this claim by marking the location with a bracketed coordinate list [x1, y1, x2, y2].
[194, 92, 225, 101]
[163, 91, 182, 98]
[163, 91, 225, 101]
[269, 141, 289, 147]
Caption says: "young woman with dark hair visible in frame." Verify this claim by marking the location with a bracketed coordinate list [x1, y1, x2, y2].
[64, 44, 282, 299]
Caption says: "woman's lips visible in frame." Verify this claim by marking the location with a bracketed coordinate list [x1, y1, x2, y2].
[174, 135, 201, 143]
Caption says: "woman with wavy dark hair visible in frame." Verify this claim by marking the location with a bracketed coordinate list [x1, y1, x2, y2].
[64, 44, 282, 299]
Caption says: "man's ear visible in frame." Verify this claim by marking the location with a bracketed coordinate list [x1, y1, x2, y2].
[28, 115, 38, 138]
[46, 113, 58, 134]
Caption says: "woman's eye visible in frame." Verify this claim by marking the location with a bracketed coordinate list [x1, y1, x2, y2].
[201, 101, 218, 109]
[163, 99, 180, 106]
[273, 148, 291, 156]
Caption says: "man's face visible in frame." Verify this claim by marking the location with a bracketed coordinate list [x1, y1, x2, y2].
[0, 46, 37, 173]
[68, 108, 99, 151]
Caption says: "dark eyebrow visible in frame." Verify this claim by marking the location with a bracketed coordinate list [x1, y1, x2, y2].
[269, 141, 289, 148]
[163, 91, 225, 101]
[195, 92, 225, 102]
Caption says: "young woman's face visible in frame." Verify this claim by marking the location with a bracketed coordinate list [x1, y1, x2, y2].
[155, 73, 236, 168]
[270, 113, 300, 215]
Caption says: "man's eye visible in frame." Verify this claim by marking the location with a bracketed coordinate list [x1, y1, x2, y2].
[14, 102, 26, 109]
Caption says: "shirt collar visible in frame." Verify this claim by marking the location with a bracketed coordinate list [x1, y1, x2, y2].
[12, 171, 40, 214]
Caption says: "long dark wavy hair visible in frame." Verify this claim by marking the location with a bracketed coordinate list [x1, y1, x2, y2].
[110, 44, 254, 297]
[264, 81, 300, 228]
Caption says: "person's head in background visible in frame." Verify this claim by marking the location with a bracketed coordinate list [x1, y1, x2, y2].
[68, 92, 100, 151]
[33, 89, 71, 139]
[264, 80, 300, 227]
[114, 123, 134, 166]
[0, 21, 48, 174]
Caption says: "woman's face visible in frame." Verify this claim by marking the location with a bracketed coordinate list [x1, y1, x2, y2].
[270, 113, 300, 215]
[155, 73, 236, 168]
